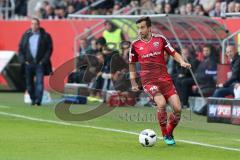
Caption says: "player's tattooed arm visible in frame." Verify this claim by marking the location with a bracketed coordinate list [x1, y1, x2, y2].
[129, 63, 139, 91]
[172, 52, 191, 69]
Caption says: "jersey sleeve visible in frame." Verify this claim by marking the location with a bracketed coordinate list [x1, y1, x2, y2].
[129, 43, 138, 63]
[162, 36, 176, 56]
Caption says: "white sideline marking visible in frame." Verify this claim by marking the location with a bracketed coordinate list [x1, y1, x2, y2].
[0, 111, 239, 152]
[178, 140, 240, 152]
[233, 139, 240, 142]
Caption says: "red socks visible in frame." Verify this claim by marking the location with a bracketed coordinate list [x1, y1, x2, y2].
[157, 110, 167, 136]
[157, 110, 181, 136]
[167, 112, 181, 135]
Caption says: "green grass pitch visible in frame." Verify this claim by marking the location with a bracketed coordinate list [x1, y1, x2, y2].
[0, 92, 239, 160]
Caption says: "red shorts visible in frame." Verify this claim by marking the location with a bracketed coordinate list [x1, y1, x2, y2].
[143, 81, 177, 100]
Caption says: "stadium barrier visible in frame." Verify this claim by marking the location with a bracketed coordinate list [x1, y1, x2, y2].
[0, 18, 240, 90]
[207, 97, 240, 125]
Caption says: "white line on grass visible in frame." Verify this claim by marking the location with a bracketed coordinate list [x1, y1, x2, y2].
[0, 111, 239, 152]
[233, 139, 240, 142]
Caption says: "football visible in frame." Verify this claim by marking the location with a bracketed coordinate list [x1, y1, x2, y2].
[139, 129, 157, 147]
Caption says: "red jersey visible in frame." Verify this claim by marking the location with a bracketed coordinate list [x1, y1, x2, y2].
[129, 33, 176, 85]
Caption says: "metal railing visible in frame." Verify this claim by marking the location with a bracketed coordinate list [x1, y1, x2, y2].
[220, 12, 240, 64]
[221, 12, 240, 17]
[0, 0, 15, 19]
[69, 13, 166, 19]
[221, 29, 240, 63]
[69, 7, 157, 19]
[73, 0, 106, 15]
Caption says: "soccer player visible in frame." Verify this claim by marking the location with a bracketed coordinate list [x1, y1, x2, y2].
[129, 17, 191, 145]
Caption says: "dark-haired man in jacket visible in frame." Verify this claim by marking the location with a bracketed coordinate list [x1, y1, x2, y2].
[19, 18, 53, 106]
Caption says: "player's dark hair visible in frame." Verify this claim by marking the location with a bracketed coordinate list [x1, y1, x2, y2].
[136, 16, 151, 27]
[32, 17, 40, 25]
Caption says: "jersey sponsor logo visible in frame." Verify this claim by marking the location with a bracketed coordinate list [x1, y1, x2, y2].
[142, 52, 161, 58]
[139, 47, 144, 50]
[153, 42, 159, 47]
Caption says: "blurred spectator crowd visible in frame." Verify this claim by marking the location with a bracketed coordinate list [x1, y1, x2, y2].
[1, 0, 240, 20]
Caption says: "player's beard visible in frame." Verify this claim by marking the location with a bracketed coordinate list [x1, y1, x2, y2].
[141, 32, 151, 41]
[141, 34, 147, 39]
